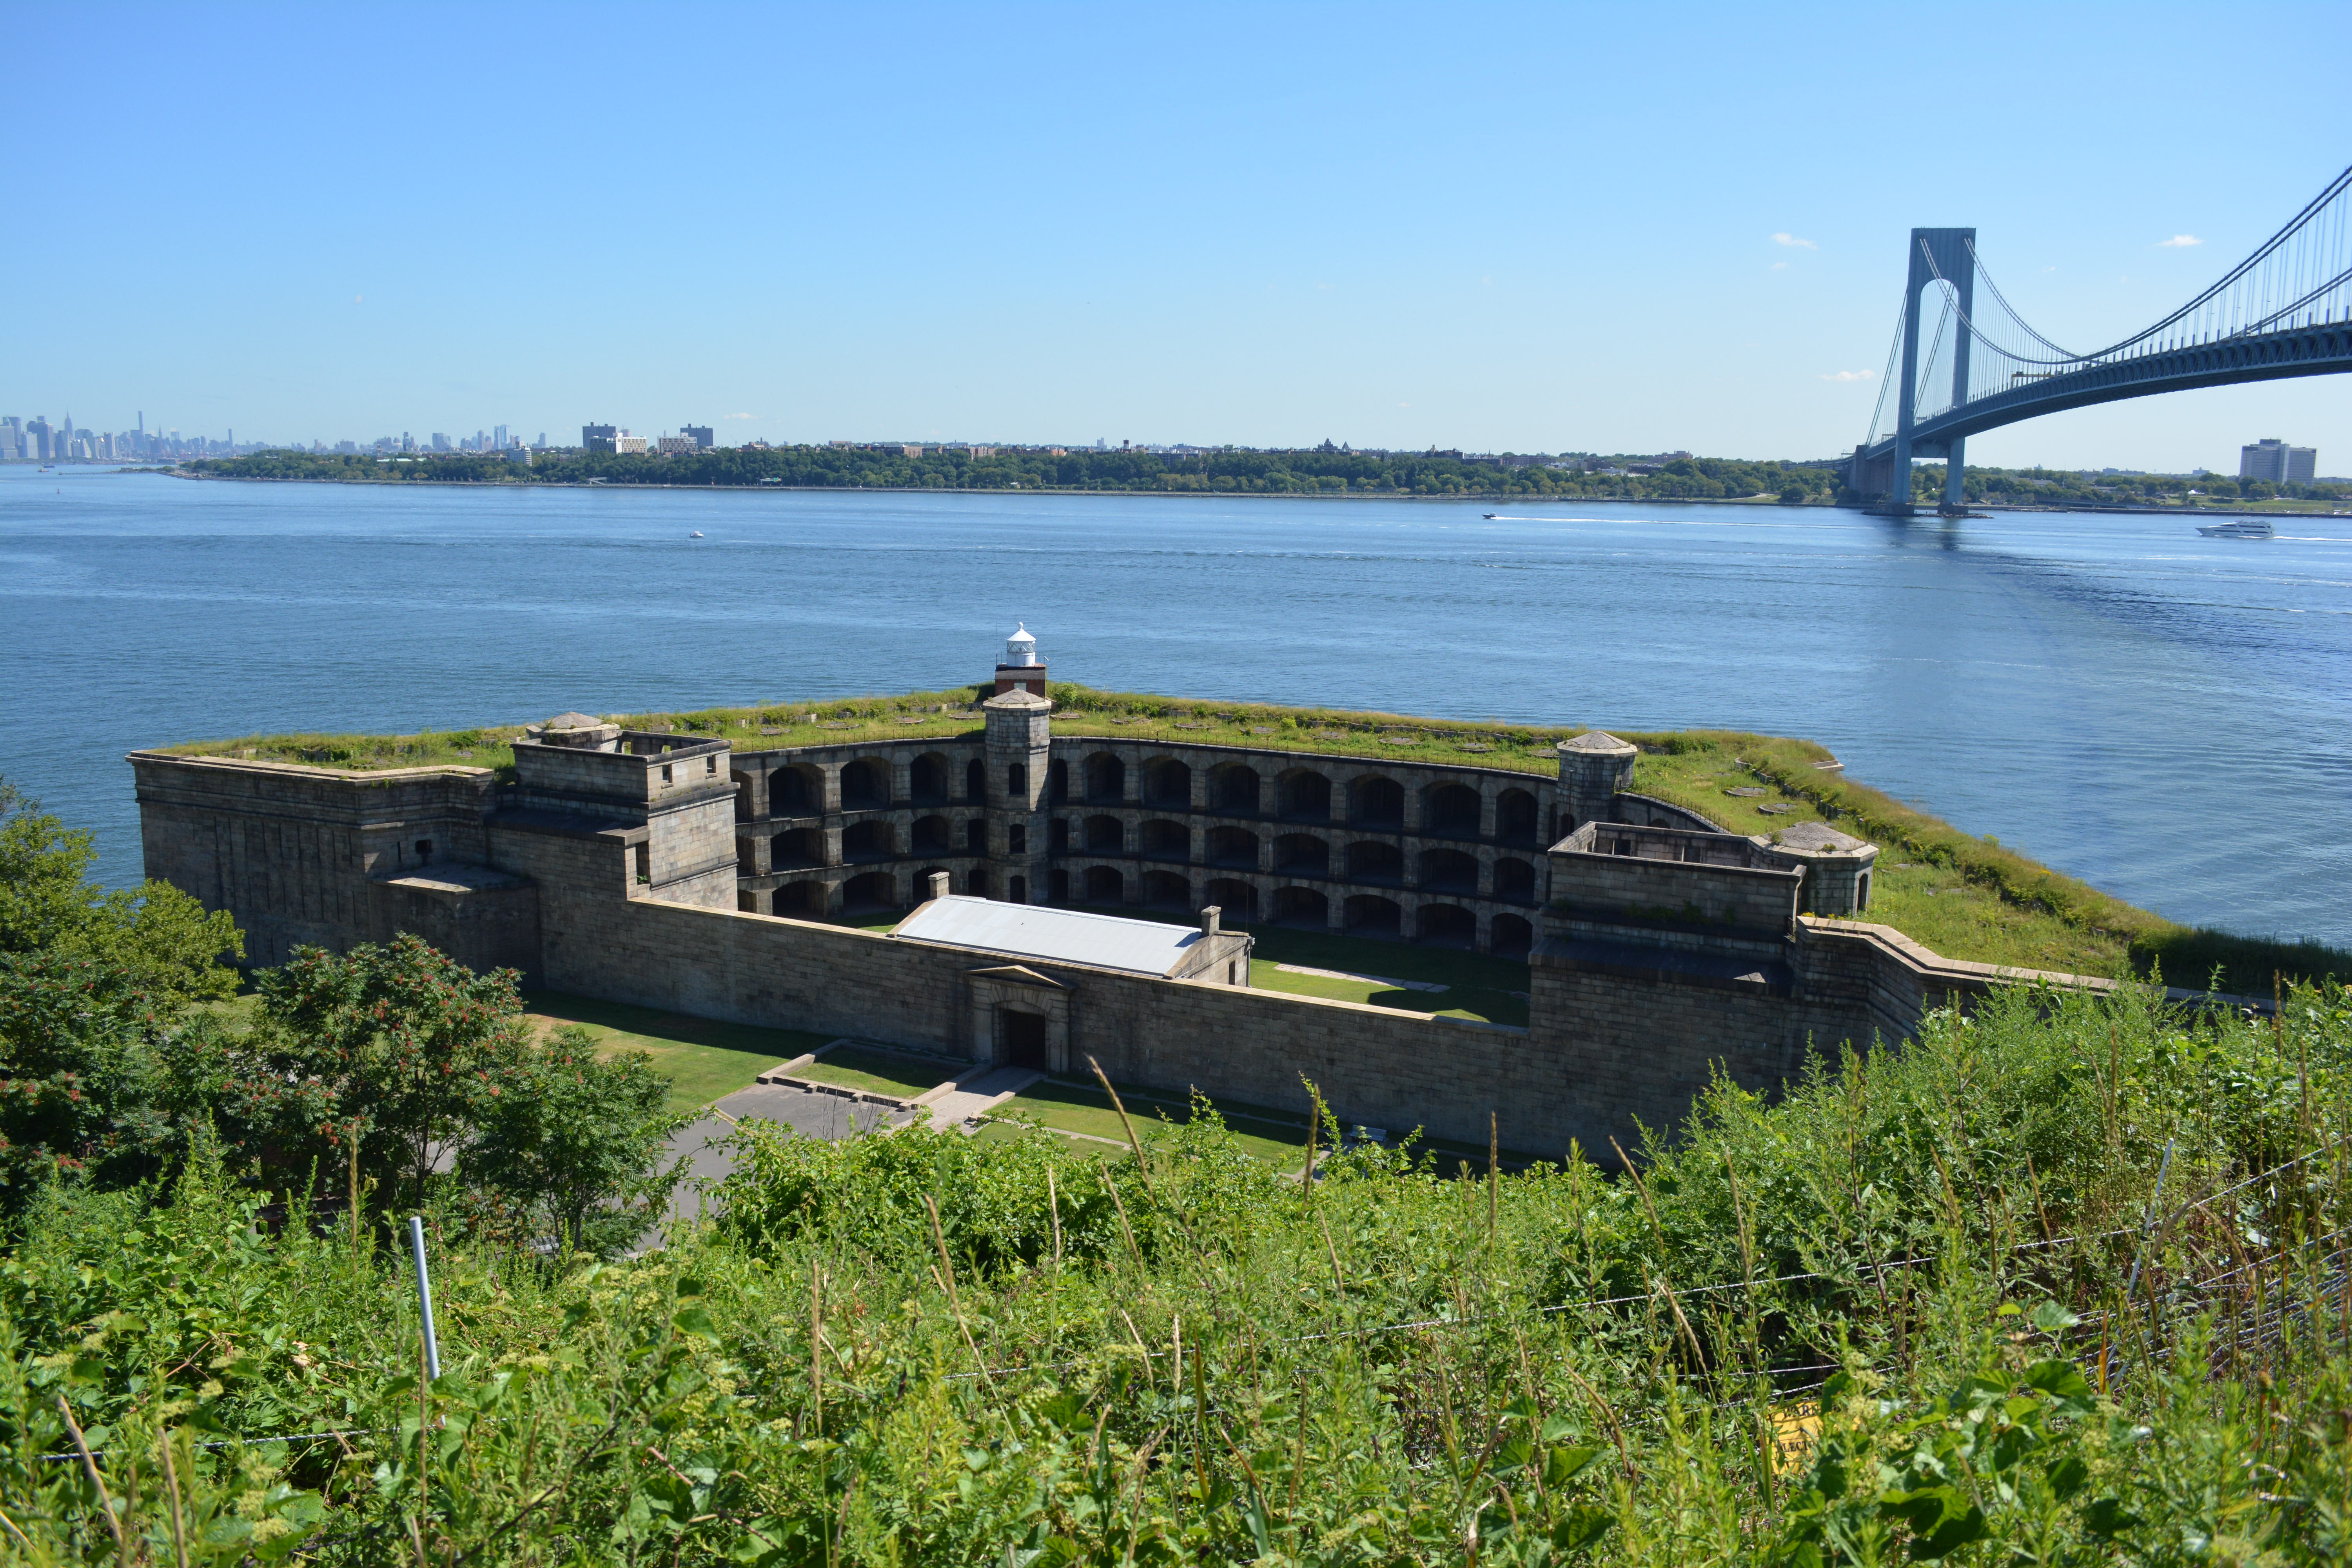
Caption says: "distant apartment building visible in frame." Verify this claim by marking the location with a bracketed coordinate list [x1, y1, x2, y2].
[582, 423, 619, 453]
[902, 444, 925, 457]
[681, 424, 713, 450]
[613, 434, 649, 455]
[2240, 437, 2316, 484]
[656, 436, 698, 455]
[966, 445, 997, 458]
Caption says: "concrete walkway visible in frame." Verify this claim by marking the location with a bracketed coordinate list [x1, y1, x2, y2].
[916, 1066, 1043, 1129]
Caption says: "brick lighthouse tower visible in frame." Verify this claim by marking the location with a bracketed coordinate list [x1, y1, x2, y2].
[994, 622, 1047, 697]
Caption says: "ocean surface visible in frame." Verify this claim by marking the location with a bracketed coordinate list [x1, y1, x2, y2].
[4, 466, 2347, 947]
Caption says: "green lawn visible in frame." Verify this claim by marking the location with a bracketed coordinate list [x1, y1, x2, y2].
[523, 993, 831, 1110]
[790, 1045, 960, 1099]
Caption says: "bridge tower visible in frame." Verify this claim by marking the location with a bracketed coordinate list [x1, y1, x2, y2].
[1890, 228, 1976, 515]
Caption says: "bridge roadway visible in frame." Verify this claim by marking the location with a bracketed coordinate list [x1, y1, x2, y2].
[1852, 319, 2352, 495]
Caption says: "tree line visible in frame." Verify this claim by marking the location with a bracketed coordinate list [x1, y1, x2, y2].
[187, 446, 1847, 501]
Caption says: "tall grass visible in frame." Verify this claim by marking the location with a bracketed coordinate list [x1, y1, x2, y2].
[4, 982, 2349, 1561]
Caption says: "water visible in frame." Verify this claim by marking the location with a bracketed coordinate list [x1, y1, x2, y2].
[4, 466, 2347, 947]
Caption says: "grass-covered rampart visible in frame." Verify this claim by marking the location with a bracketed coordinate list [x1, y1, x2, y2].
[156, 683, 2349, 994]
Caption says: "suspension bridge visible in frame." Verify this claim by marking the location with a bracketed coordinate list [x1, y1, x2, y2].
[1846, 162, 2352, 512]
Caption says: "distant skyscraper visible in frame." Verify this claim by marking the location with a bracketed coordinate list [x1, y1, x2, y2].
[494, 424, 507, 449]
[583, 423, 619, 453]
[682, 424, 714, 450]
[2241, 437, 2317, 484]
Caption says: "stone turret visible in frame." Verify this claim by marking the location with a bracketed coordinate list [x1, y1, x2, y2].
[983, 687, 1053, 903]
[1757, 820, 1880, 916]
[1555, 730, 1637, 831]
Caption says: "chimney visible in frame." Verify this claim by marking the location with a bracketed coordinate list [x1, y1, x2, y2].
[925, 871, 952, 903]
[1200, 905, 1221, 940]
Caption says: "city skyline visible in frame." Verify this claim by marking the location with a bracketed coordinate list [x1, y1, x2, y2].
[4, 3, 2348, 470]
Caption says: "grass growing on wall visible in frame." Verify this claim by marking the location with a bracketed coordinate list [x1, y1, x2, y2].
[158, 684, 2348, 995]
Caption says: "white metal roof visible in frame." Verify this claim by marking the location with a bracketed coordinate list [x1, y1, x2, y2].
[893, 896, 1203, 976]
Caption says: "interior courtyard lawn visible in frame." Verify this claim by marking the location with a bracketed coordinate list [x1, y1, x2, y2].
[788, 1044, 962, 1098]
[521, 993, 833, 1110]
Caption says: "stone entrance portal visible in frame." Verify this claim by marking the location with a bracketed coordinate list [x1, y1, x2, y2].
[1002, 1007, 1049, 1070]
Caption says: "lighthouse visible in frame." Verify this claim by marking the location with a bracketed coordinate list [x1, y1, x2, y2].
[993, 622, 1047, 697]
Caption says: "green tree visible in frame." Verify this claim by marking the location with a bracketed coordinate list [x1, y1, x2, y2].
[455, 1024, 691, 1256]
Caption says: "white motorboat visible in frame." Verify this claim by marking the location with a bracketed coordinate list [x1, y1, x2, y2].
[2196, 519, 2274, 539]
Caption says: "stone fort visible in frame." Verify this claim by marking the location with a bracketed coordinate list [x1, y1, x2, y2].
[129, 627, 2085, 1155]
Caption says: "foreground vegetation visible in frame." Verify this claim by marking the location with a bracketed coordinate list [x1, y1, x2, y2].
[158, 685, 2348, 996]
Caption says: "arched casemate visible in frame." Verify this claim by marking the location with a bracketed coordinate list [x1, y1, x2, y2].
[769, 763, 820, 816]
[841, 871, 898, 912]
[771, 826, 823, 869]
[1417, 903, 1476, 947]
[1140, 869, 1191, 909]
[1272, 833, 1328, 875]
[1345, 839, 1403, 884]
[909, 753, 952, 804]
[1272, 885, 1329, 927]
[1084, 814, 1124, 853]
[1205, 826, 1258, 868]
[1423, 782, 1481, 838]
[1419, 847, 1480, 894]
[965, 757, 987, 803]
[842, 820, 895, 861]
[1344, 893, 1402, 936]
[1142, 757, 1191, 808]
[1208, 763, 1260, 814]
[911, 815, 952, 852]
[1141, 819, 1191, 860]
[773, 880, 829, 917]
[1084, 865, 1125, 904]
[1494, 857, 1538, 903]
[1349, 775, 1404, 828]
[1277, 768, 1331, 822]
[1203, 877, 1258, 922]
[1497, 788, 1540, 845]
[1490, 912, 1534, 958]
[1084, 752, 1125, 804]
[839, 758, 891, 809]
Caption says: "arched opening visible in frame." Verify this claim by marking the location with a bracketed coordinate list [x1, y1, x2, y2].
[1142, 758, 1191, 808]
[771, 826, 822, 869]
[911, 815, 951, 852]
[965, 818, 987, 854]
[1344, 894, 1402, 937]
[774, 880, 828, 917]
[1084, 865, 1125, 904]
[1349, 775, 1404, 827]
[909, 753, 949, 804]
[1205, 826, 1258, 867]
[1272, 886, 1328, 928]
[1007, 762, 1027, 799]
[841, 871, 897, 913]
[1419, 848, 1480, 893]
[1273, 833, 1328, 875]
[965, 867, 990, 897]
[1497, 789, 1539, 845]
[1048, 758, 1069, 803]
[1425, 782, 1481, 838]
[770, 764, 817, 816]
[1204, 877, 1258, 922]
[1857, 871, 1871, 913]
[1209, 764, 1261, 814]
[1495, 857, 1537, 903]
[1048, 868, 1069, 901]
[1009, 875, 1027, 904]
[1051, 818, 1070, 851]
[965, 757, 986, 802]
[1084, 814, 1124, 853]
[1416, 903, 1476, 947]
[839, 758, 889, 809]
[842, 820, 894, 861]
[1084, 753, 1125, 804]
[1141, 869, 1191, 909]
[1345, 839, 1403, 884]
[1491, 913, 1534, 958]
[1141, 819, 1190, 860]
[1278, 769, 1332, 822]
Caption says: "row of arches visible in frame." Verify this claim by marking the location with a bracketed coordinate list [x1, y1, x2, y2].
[1053, 817, 1540, 901]
[752, 747, 1550, 847]
[1055, 865, 1534, 956]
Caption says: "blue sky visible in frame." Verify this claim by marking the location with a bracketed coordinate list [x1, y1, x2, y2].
[7, 1, 2348, 470]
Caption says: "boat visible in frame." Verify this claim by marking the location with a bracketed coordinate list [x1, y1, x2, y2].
[689, 531, 704, 538]
[1481, 512, 1500, 519]
[2196, 519, 2275, 539]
